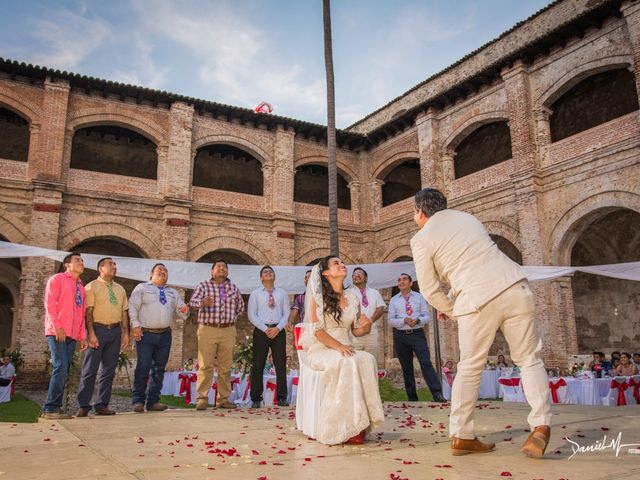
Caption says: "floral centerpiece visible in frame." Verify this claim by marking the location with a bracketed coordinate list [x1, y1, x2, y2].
[486, 359, 497, 370]
[233, 335, 253, 377]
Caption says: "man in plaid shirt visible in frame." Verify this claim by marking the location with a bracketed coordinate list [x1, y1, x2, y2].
[190, 260, 244, 410]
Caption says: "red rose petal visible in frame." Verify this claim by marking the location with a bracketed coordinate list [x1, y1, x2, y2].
[601, 427, 609, 431]
[500, 473, 512, 477]
[258, 461, 267, 465]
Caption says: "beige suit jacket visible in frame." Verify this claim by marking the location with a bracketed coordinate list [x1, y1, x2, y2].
[410, 209, 525, 317]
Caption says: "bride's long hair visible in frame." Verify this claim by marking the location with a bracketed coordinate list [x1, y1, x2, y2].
[319, 255, 344, 325]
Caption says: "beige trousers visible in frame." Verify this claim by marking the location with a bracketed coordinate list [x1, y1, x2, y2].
[352, 328, 380, 366]
[196, 324, 236, 403]
[450, 280, 551, 439]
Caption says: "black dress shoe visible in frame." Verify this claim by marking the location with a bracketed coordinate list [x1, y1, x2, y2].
[251, 400, 261, 408]
[432, 392, 447, 403]
[277, 399, 289, 407]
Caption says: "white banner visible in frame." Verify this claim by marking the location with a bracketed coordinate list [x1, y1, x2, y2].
[0, 241, 639, 294]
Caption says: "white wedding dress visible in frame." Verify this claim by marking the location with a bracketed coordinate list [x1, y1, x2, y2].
[305, 289, 385, 445]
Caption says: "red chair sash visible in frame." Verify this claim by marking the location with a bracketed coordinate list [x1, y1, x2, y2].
[266, 380, 278, 404]
[178, 373, 197, 404]
[10, 375, 16, 398]
[610, 379, 628, 406]
[499, 378, 520, 387]
[549, 378, 567, 403]
[628, 378, 640, 404]
[211, 382, 218, 407]
[242, 378, 252, 401]
[292, 377, 299, 386]
[294, 326, 303, 350]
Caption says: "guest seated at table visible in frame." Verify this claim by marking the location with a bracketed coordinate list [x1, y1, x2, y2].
[264, 353, 274, 375]
[612, 357, 621, 371]
[615, 352, 639, 376]
[442, 360, 456, 386]
[0, 355, 15, 387]
[611, 351, 621, 363]
[633, 353, 640, 366]
[496, 354, 509, 369]
[589, 352, 613, 374]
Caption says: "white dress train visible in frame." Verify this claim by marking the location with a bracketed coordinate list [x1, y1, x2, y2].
[305, 290, 384, 445]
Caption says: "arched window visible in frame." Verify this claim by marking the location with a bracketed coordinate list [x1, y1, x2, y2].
[490, 235, 523, 265]
[454, 121, 512, 178]
[381, 159, 421, 206]
[550, 69, 639, 142]
[193, 144, 263, 196]
[70, 125, 158, 179]
[0, 107, 29, 161]
[294, 164, 351, 209]
[0, 234, 20, 352]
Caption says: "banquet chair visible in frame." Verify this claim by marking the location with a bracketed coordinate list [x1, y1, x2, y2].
[602, 376, 629, 406]
[499, 375, 526, 402]
[294, 324, 325, 439]
[441, 373, 452, 401]
[548, 377, 572, 404]
[628, 375, 640, 405]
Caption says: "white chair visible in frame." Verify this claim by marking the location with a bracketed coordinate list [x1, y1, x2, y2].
[602, 376, 629, 406]
[294, 324, 325, 439]
[441, 373, 452, 401]
[0, 375, 15, 403]
[548, 377, 572, 404]
[628, 375, 640, 405]
[289, 375, 299, 405]
[499, 375, 526, 402]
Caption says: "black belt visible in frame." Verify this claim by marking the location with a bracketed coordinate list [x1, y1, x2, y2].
[141, 327, 171, 334]
[264, 323, 279, 328]
[394, 328, 423, 335]
[94, 322, 121, 330]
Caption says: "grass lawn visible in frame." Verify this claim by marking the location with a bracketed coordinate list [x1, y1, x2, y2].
[0, 394, 41, 423]
[378, 378, 434, 402]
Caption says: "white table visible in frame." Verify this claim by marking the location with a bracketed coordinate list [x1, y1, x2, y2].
[442, 369, 501, 400]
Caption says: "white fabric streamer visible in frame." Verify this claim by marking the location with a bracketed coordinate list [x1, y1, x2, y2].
[0, 240, 639, 294]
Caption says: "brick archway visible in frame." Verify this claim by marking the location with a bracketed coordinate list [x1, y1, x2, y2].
[295, 155, 357, 183]
[0, 92, 41, 123]
[189, 236, 270, 265]
[0, 213, 28, 244]
[59, 223, 158, 259]
[443, 111, 510, 151]
[67, 110, 165, 146]
[372, 150, 420, 181]
[483, 220, 521, 252]
[381, 245, 413, 263]
[548, 190, 640, 265]
[194, 134, 269, 165]
[537, 57, 633, 108]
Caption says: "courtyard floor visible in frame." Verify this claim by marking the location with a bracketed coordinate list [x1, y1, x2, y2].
[1, 401, 639, 480]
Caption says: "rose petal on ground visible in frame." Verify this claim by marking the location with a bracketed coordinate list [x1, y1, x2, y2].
[500, 472, 512, 477]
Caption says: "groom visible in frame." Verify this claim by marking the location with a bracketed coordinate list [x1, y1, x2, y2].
[410, 188, 551, 458]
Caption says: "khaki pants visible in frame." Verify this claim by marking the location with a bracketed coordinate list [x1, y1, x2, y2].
[196, 324, 236, 403]
[352, 328, 380, 366]
[450, 280, 551, 439]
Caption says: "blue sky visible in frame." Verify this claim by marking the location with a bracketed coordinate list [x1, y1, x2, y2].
[0, 0, 551, 127]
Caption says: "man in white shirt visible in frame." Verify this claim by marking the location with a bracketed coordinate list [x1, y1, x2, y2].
[350, 267, 386, 365]
[248, 266, 290, 408]
[388, 273, 445, 403]
[0, 355, 15, 387]
[411, 188, 551, 458]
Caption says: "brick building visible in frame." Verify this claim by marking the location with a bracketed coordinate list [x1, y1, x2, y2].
[1, 0, 639, 385]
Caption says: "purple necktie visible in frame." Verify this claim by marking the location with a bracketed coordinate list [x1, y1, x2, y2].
[360, 289, 369, 308]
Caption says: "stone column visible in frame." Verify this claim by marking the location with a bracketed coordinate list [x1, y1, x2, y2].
[533, 106, 553, 168]
[29, 77, 70, 181]
[348, 180, 362, 225]
[622, 0, 640, 102]
[271, 126, 295, 215]
[441, 149, 456, 197]
[161, 198, 192, 370]
[16, 181, 65, 386]
[162, 102, 194, 199]
[415, 107, 444, 190]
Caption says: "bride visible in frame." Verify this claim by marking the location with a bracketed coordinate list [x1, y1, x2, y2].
[300, 255, 384, 445]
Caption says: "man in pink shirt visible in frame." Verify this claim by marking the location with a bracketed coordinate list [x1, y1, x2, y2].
[42, 252, 88, 419]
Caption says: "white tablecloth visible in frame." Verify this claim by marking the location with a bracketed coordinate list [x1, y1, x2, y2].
[442, 369, 501, 400]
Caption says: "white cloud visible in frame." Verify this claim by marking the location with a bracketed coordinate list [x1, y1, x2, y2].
[28, 8, 113, 70]
[111, 33, 170, 89]
[132, 0, 328, 118]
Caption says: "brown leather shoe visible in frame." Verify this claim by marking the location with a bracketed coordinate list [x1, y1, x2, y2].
[195, 400, 208, 411]
[133, 403, 145, 413]
[94, 406, 116, 416]
[146, 402, 168, 412]
[75, 407, 91, 417]
[217, 400, 237, 410]
[451, 437, 496, 456]
[521, 425, 551, 459]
